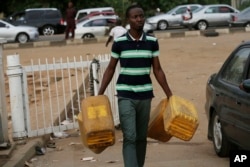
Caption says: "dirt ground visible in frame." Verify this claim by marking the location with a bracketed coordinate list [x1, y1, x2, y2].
[2, 32, 250, 166]
[3, 32, 249, 140]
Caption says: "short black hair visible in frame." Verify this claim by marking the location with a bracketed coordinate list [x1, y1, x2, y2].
[125, 4, 143, 18]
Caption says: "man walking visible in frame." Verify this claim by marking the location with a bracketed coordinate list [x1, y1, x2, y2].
[98, 4, 173, 167]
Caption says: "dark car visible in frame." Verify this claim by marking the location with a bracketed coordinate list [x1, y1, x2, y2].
[229, 6, 250, 28]
[5, 8, 65, 36]
[205, 40, 250, 157]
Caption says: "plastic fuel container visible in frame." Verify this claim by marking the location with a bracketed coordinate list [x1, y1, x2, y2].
[77, 95, 115, 154]
[164, 95, 199, 141]
[148, 98, 172, 142]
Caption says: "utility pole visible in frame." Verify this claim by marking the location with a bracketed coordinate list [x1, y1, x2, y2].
[0, 39, 10, 148]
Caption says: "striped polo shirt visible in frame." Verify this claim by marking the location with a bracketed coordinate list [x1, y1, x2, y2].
[111, 32, 159, 100]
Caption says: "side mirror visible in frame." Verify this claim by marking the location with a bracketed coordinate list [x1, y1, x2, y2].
[240, 79, 250, 93]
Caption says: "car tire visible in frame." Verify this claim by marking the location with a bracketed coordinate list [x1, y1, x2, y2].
[211, 112, 231, 157]
[16, 33, 29, 43]
[196, 21, 208, 30]
[42, 25, 55, 36]
[157, 20, 168, 30]
[203, 30, 219, 37]
[82, 33, 95, 39]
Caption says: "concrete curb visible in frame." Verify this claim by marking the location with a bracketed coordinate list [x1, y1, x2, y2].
[3, 27, 248, 50]
[1, 135, 50, 167]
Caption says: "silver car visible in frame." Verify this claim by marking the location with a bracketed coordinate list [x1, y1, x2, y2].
[147, 4, 202, 30]
[183, 4, 239, 30]
[229, 6, 250, 27]
[0, 19, 39, 43]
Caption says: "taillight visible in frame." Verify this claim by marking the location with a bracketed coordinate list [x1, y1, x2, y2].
[60, 18, 64, 25]
[232, 15, 237, 22]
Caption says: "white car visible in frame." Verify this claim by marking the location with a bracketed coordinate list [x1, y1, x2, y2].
[147, 4, 202, 30]
[0, 19, 39, 43]
[125, 21, 156, 33]
[75, 15, 118, 39]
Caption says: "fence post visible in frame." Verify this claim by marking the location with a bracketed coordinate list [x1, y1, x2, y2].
[92, 63, 99, 96]
[6, 54, 26, 139]
[0, 39, 10, 148]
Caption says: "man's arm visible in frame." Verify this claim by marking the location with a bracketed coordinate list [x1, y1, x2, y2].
[105, 36, 113, 47]
[98, 57, 118, 95]
[152, 56, 172, 98]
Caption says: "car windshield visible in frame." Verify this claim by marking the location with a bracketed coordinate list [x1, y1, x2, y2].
[166, 7, 178, 14]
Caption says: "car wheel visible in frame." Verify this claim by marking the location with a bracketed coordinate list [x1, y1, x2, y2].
[157, 20, 168, 30]
[197, 21, 208, 30]
[16, 33, 29, 43]
[82, 33, 95, 39]
[211, 112, 231, 157]
[42, 25, 55, 36]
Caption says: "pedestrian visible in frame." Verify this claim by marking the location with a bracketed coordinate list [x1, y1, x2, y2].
[105, 19, 127, 47]
[65, 1, 77, 40]
[98, 4, 173, 167]
[182, 6, 193, 30]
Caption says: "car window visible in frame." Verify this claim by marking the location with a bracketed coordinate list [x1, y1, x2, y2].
[26, 11, 43, 20]
[12, 12, 25, 21]
[44, 10, 60, 19]
[83, 19, 107, 27]
[78, 12, 88, 20]
[0, 22, 6, 27]
[205, 7, 217, 14]
[221, 47, 250, 85]
[190, 6, 200, 11]
[219, 7, 233, 13]
[91, 19, 107, 26]
[175, 7, 186, 14]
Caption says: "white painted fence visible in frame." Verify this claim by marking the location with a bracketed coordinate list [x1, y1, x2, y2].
[6, 54, 119, 138]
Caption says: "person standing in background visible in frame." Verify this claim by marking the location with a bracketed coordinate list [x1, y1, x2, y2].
[105, 19, 127, 47]
[65, 1, 77, 40]
[98, 4, 172, 167]
[182, 6, 193, 30]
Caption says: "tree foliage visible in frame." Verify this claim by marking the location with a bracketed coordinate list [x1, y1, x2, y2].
[0, 0, 245, 18]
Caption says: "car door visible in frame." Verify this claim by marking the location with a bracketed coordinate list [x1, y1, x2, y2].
[84, 18, 107, 36]
[218, 46, 250, 148]
[168, 6, 187, 26]
[202, 6, 224, 27]
[217, 6, 237, 26]
[0, 21, 15, 41]
[25, 10, 44, 27]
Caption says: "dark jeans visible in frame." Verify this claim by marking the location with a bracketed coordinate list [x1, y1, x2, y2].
[118, 97, 152, 167]
[65, 22, 75, 39]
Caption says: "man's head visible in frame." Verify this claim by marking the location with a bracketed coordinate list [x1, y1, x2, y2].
[126, 4, 145, 32]
[68, 1, 73, 8]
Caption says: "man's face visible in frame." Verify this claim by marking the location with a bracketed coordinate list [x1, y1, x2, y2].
[127, 7, 145, 31]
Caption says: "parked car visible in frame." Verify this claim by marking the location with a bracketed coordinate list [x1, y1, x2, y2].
[74, 15, 118, 39]
[125, 21, 156, 34]
[76, 11, 117, 24]
[205, 40, 250, 157]
[146, 4, 202, 30]
[4, 8, 65, 36]
[229, 6, 250, 27]
[183, 4, 239, 30]
[75, 7, 114, 21]
[0, 19, 39, 43]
